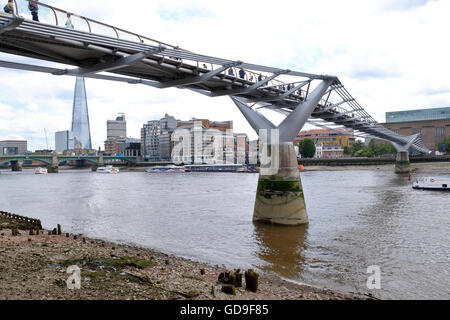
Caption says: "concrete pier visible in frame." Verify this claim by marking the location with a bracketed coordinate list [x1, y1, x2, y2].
[395, 151, 410, 174]
[10, 160, 22, 172]
[98, 153, 104, 166]
[48, 153, 59, 173]
[254, 143, 308, 226]
[47, 166, 59, 173]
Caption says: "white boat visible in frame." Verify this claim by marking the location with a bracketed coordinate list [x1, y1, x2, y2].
[146, 166, 185, 173]
[413, 177, 450, 191]
[184, 164, 247, 173]
[96, 165, 119, 174]
[35, 167, 48, 174]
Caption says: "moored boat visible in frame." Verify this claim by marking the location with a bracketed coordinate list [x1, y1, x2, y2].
[412, 177, 450, 191]
[184, 164, 247, 173]
[96, 165, 119, 174]
[34, 167, 48, 174]
[146, 166, 185, 173]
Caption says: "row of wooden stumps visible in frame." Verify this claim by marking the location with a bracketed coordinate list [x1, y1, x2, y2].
[0, 210, 42, 229]
[218, 269, 259, 295]
[47, 224, 62, 236]
[10, 224, 61, 237]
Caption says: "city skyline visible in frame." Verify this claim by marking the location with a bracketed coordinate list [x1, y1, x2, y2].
[1, 0, 449, 151]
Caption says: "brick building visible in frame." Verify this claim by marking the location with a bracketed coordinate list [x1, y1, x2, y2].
[381, 107, 450, 152]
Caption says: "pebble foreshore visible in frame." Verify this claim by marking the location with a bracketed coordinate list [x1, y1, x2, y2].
[0, 212, 365, 300]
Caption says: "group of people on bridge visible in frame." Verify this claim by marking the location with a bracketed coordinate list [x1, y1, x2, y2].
[3, 0, 74, 28]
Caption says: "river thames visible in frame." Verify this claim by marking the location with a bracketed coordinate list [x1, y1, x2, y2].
[0, 168, 448, 299]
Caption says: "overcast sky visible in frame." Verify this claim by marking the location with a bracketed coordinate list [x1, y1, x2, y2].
[0, 0, 449, 151]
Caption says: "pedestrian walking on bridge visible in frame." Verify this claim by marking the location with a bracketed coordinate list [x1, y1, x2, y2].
[28, 0, 39, 22]
[3, 0, 14, 15]
[65, 13, 74, 29]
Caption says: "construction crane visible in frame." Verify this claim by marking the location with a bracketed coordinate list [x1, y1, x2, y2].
[44, 128, 49, 150]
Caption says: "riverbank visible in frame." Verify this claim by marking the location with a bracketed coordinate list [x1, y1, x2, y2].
[0, 214, 361, 300]
[303, 161, 450, 173]
[122, 161, 450, 173]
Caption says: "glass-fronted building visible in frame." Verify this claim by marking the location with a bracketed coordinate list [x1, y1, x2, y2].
[55, 130, 75, 152]
[71, 77, 92, 149]
[386, 107, 450, 123]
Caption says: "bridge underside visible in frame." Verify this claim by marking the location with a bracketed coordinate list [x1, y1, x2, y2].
[0, 9, 430, 225]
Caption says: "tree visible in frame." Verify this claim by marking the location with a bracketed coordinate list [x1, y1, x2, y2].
[437, 138, 450, 153]
[369, 140, 396, 156]
[351, 141, 365, 155]
[344, 146, 351, 155]
[298, 139, 316, 158]
[355, 147, 374, 158]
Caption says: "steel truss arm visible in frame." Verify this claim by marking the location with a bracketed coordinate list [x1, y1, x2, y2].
[231, 79, 333, 143]
[260, 81, 311, 103]
[159, 61, 243, 88]
[55, 47, 165, 76]
[0, 59, 165, 89]
[231, 97, 276, 132]
[317, 99, 355, 113]
[278, 80, 333, 142]
[213, 70, 291, 97]
[316, 109, 363, 119]
[323, 84, 344, 96]
[0, 15, 23, 34]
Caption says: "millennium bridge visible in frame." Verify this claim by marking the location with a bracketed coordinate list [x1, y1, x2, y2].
[0, 1, 430, 225]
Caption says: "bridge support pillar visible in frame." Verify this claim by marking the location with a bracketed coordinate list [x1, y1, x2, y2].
[48, 152, 59, 173]
[232, 79, 333, 226]
[99, 153, 104, 166]
[254, 143, 307, 225]
[11, 160, 22, 172]
[395, 151, 410, 174]
[92, 153, 104, 171]
[47, 166, 59, 173]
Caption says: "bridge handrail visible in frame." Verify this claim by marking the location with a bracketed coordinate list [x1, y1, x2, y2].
[11, 2, 308, 90]
[10, 1, 290, 91]
[14, 0, 182, 50]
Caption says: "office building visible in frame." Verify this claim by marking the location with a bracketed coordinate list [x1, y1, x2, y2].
[118, 138, 141, 157]
[107, 113, 127, 139]
[141, 114, 178, 161]
[0, 140, 27, 155]
[55, 130, 75, 152]
[71, 77, 92, 149]
[104, 113, 127, 154]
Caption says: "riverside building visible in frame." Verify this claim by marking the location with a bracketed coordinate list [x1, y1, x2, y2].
[104, 113, 127, 154]
[295, 129, 355, 149]
[382, 107, 450, 151]
[0, 140, 27, 155]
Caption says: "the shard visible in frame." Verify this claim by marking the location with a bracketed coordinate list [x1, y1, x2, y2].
[71, 77, 92, 149]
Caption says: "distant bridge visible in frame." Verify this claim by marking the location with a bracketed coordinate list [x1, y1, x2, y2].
[0, 154, 137, 169]
[0, 1, 431, 225]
